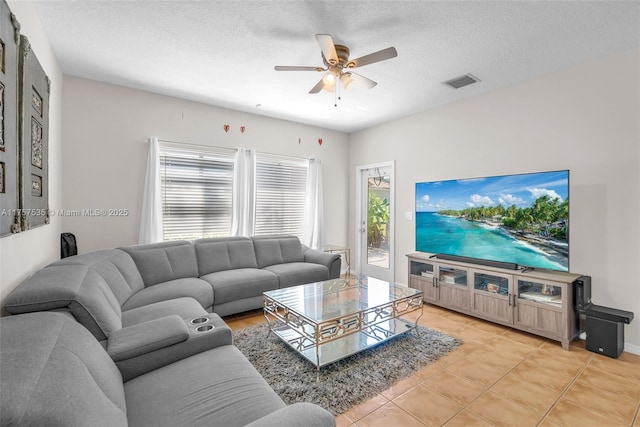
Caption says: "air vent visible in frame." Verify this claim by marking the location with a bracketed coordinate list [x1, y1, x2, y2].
[442, 74, 480, 89]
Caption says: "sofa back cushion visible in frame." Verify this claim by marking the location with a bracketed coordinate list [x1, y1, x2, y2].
[120, 241, 199, 286]
[194, 237, 258, 276]
[0, 312, 128, 426]
[56, 249, 145, 303]
[2, 250, 147, 340]
[251, 235, 305, 268]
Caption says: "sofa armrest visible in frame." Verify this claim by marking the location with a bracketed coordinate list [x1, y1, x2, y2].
[302, 246, 341, 279]
[107, 315, 189, 361]
[243, 403, 335, 427]
[112, 313, 233, 381]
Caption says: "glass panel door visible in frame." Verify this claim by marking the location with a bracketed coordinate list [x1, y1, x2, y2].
[438, 266, 467, 287]
[518, 280, 562, 308]
[367, 173, 390, 269]
[358, 163, 394, 282]
[474, 272, 509, 295]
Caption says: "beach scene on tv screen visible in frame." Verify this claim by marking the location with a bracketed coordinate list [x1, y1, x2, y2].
[415, 170, 569, 271]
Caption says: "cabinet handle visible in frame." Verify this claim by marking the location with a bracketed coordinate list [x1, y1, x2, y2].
[508, 294, 512, 306]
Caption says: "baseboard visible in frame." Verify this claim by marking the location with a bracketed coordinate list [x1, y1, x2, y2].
[624, 342, 640, 355]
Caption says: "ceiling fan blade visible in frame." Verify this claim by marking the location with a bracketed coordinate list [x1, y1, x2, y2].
[315, 34, 338, 65]
[348, 47, 397, 68]
[349, 72, 377, 89]
[274, 66, 323, 72]
[309, 79, 325, 94]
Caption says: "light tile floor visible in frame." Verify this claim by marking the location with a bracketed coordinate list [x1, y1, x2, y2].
[224, 302, 640, 427]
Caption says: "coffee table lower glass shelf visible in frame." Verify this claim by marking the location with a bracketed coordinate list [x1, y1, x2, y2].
[263, 277, 423, 370]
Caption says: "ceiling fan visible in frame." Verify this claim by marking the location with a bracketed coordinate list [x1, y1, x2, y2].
[274, 34, 397, 94]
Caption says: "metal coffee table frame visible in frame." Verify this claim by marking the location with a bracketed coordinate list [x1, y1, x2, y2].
[263, 278, 423, 370]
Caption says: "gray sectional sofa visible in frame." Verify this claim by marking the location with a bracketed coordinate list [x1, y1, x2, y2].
[1, 235, 340, 426]
[4, 235, 341, 341]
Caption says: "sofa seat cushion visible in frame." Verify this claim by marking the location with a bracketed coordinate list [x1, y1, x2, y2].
[124, 344, 286, 427]
[264, 262, 330, 288]
[122, 297, 207, 328]
[121, 278, 214, 311]
[200, 268, 278, 305]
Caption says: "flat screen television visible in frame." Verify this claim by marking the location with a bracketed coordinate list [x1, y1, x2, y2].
[415, 170, 569, 271]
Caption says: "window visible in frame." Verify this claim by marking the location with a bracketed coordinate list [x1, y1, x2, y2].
[159, 145, 234, 240]
[157, 144, 310, 242]
[254, 154, 308, 240]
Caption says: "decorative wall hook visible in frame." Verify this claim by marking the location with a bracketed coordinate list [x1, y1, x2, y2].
[240, 126, 246, 134]
[318, 138, 323, 146]
[223, 124, 230, 133]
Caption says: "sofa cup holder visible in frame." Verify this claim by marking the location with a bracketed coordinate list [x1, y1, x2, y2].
[195, 324, 215, 333]
[190, 317, 210, 325]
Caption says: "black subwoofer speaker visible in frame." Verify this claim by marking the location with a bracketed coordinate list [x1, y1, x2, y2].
[586, 316, 624, 358]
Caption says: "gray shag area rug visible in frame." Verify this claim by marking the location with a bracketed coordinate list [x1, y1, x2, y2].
[233, 323, 462, 415]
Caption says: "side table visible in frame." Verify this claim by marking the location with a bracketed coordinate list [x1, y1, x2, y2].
[324, 244, 351, 278]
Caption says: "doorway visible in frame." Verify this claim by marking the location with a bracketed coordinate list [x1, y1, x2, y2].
[356, 162, 394, 282]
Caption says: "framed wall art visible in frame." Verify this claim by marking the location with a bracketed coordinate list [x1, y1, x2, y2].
[0, 0, 21, 237]
[0, 161, 5, 193]
[18, 33, 50, 230]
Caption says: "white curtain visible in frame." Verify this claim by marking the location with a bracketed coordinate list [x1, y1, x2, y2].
[231, 148, 255, 236]
[303, 158, 324, 250]
[139, 137, 163, 244]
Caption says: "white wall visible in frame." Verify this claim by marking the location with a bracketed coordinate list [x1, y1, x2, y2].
[0, 1, 63, 315]
[61, 76, 350, 254]
[349, 48, 640, 350]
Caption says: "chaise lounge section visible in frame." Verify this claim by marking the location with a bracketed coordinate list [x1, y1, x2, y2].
[0, 311, 335, 427]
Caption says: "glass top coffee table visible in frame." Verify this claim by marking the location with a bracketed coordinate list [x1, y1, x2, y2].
[263, 276, 423, 370]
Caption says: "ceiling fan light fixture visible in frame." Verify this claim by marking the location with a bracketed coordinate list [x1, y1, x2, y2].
[341, 72, 355, 90]
[322, 67, 340, 86]
[322, 72, 336, 86]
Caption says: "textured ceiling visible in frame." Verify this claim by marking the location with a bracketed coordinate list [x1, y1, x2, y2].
[33, 1, 640, 133]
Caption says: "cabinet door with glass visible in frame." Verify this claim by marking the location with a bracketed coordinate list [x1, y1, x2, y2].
[471, 269, 513, 324]
[437, 264, 470, 311]
[514, 278, 565, 338]
[408, 259, 438, 303]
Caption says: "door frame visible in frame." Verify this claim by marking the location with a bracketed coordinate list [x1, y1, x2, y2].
[355, 161, 395, 282]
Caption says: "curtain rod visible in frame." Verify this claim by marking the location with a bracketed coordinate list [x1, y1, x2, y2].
[146, 137, 315, 162]
[146, 138, 236, 153]
[255, 150, 314, 162]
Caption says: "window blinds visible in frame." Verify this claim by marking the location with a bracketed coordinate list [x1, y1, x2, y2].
[159, 147, 234, 241]
[254, 154, 308, 240]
